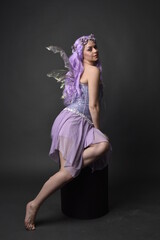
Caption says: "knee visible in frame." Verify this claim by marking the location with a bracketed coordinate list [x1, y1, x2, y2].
[100, 141, 110, 153]
[59, 169, 73, 182]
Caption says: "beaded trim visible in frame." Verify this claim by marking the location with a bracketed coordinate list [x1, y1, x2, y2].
[64, 107, 94, 125]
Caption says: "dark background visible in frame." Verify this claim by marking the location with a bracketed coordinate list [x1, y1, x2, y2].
[0, 0, 160, 239]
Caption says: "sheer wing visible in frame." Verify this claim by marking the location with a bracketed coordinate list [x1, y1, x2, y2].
[46, 46, 73, 87]
[47, 69, 67, 89]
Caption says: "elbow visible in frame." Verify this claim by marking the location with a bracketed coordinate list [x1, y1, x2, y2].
[89, 103, 100, 112]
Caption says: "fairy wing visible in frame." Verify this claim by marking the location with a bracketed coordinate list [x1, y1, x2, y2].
[46, 46, 74, 90]
[46, 69, 68, 89]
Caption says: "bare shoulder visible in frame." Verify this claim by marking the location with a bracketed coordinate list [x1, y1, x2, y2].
[85, 65, 100, 84]
[86, 65, 100, 74]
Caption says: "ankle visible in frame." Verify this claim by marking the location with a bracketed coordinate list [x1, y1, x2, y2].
[29, 200, 39, 211]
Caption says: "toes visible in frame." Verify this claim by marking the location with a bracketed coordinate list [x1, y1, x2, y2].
[26, 223, 30, 230]
[28, 223, 32, 230]
[24, 221, 28, 229]
[30, 224, 35, 231]
[25, 223, 35, 231]
[24, 221, 33, 231]
[28, 224, 31, 230]
[32, 225, 35, 230]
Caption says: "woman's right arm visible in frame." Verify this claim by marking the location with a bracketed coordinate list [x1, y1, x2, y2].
[87, 66, 100, 129]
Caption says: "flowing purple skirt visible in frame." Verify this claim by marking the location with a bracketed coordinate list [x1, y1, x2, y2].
[49, 108, 112, 178]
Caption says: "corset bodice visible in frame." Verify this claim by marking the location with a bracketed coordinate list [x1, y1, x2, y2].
[65, 83, 92, 121]
[64, 83, 103, 125]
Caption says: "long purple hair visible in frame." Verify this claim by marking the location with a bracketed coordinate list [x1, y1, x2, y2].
[63, 34, 103, 106]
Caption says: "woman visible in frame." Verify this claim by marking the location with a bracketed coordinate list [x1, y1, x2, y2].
[24, 33, 112, 230]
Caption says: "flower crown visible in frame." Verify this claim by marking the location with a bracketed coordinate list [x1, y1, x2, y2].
[71, 33, 96, 53]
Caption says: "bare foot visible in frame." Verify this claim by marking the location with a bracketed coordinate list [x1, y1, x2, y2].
[24, 201, 38, 230]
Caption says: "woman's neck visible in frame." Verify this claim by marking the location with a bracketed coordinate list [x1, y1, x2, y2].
[83, 59, 97, 66]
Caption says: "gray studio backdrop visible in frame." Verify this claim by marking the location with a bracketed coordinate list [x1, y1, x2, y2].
[0, 0, 160, 182]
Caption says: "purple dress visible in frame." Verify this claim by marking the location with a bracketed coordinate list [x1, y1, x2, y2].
[49, 83, 112, 178]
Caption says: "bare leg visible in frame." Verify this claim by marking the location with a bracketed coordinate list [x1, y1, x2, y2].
[24, 141, 110, 230]
[24, 152, 73, 230]
[82, 141, 110, 168]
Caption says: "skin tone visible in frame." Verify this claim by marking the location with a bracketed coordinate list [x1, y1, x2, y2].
[24, 39, 110, 231]
[81, 40, 100, 129]
[83, 40, 99, 66]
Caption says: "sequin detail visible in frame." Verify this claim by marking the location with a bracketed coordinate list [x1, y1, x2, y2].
[64, 107, 94, 125]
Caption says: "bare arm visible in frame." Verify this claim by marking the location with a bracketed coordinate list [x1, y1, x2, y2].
[87, 66, 100, 129]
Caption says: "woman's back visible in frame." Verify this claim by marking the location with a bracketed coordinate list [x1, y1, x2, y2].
[65, 83, 92, 122]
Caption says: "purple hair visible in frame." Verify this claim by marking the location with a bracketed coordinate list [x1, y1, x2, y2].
[63, 34, 103, 106]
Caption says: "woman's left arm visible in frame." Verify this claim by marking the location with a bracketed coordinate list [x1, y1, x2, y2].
[87, 66, 100, 129]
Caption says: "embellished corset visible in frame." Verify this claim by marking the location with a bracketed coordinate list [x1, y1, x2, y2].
[64, 83, 93, 124]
